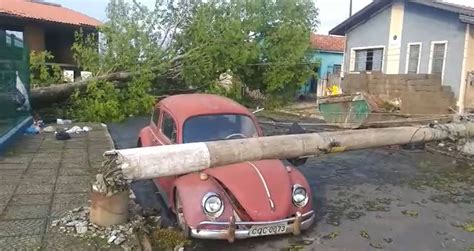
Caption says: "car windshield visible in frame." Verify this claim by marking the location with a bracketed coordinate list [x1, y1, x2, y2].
[183, 114, 258, 143]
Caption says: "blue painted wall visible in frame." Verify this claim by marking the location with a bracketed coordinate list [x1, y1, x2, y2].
[313, 51, 344, 79]
[300, 50, 343, 95]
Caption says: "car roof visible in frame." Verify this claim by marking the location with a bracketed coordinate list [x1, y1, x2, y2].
[158, 94, 253, 124]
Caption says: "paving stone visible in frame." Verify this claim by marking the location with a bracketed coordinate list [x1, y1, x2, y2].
[0, 203, 7, 214]
[22, 175, 56, 185]
[52, 193, 88, 206]
[55, 183, 90, 193]
[64, 143, 88, 150]
[42, 232, 97, 251]
[59, 168, 93, 176]
[0, 157, 31, 164]
[64, 148, 88, 154]
[2, 204, 50, 220]
[63, 152, 88, 159]
[0, 169, 24, 176]
[36, 148, 64, 153]
[0, 185, 16, 195]
[61, 162, 89, 169]
[24, 168, 57, 177]
[34, 152, 63, 159]
[32, 157, 62, 164]
[0, 219, 46, 237]
[0, 163, 28, 170]
[62, 157, 89, 165]
[10, 194, 52, 205]
[29, 161, 61, 169]
[16, 184, 54, 194]
[0, 169, 25, 185]
[0, 235, 42, 250]
[50, 204, 84, 219]
[57, 176, 92, 184]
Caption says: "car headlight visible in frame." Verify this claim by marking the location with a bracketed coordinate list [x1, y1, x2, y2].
[202, 192, 224, 218]
[292, 184, 308, 207]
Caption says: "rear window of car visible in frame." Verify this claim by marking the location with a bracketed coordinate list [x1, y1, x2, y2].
[182, 114, 258, 143]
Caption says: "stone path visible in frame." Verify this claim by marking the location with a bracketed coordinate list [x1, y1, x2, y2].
[0, 123, 114, 250]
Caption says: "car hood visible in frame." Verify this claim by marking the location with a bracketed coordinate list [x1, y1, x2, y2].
[204, 159, 292, 221]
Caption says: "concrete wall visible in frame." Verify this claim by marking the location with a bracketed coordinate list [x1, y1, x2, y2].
[399, 2, 465, 97]
[342, 73, 455, 115]
[344, 6, 391, 73]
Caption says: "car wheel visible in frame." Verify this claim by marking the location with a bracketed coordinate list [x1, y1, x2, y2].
[175, 190, 191, 238]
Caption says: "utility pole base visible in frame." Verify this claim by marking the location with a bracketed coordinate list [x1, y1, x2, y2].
[90, 191, 129, 227]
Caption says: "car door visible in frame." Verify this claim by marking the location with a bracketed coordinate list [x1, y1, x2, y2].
[153, 109, 178, 206]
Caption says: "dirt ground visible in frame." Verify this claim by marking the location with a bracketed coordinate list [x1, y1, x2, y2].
[108, 114, 474, 251]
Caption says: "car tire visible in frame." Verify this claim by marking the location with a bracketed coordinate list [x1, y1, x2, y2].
[174, 190, 191, 238]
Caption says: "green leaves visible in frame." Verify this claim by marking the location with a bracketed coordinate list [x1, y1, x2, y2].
[70, 0, 319, 121]
[29, 51, 63, 87]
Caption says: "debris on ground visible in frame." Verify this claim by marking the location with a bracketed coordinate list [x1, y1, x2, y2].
[401, 210, 419, 218]
[360, 230, 370, 240]
[57, 118, 72, 125]
[66, 126, 92, 134]
[461, 220, 474, 232]
[54, 129, 71, 140]
[50, 205, 154, 249]
[43, 125, 56, 132]
[322, 231, 340, 240]
[427, 139, 474, 165]
[369, 242, 384, 249]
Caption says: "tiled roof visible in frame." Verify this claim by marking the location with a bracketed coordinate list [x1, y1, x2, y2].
[0, 0, 101, 27]
[310, 33, 345, 53]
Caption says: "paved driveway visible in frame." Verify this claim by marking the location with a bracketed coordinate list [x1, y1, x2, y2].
[0, 123, 115, 250]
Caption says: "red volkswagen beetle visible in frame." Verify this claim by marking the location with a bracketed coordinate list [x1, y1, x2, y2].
[137, 94, 314, 241]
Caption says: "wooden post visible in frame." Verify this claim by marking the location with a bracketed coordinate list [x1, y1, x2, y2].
[105, 122, 474, 181]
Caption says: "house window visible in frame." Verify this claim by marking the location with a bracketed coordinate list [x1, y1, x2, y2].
[430, 42, 447, 75]
[161, 112, 177, 142]
[407, 43, 421, 74]
[354, 48, 383, 72]
[333, 64, 342, 75]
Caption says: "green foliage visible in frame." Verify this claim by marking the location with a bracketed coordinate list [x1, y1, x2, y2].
[70, 80, 124, 122]
[29, 51, 62, 87]
[70, 0, 320, 121]
[178, 0, 319, 101]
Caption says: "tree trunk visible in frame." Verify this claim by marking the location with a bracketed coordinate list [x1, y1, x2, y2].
[105, 122, 474, 180]
[30, 72, 132, 107]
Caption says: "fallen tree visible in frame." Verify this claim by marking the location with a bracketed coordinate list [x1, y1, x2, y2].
[30, 72, 131, 107]
[104, 122, 474, 181]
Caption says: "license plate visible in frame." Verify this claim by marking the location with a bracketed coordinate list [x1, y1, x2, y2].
[249, 223, 287, 237]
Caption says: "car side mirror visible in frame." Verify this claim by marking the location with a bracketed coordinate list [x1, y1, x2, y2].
[286, 122, 308, 166]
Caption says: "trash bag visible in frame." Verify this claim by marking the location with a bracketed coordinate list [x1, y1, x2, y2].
[55, 130, 71, 140]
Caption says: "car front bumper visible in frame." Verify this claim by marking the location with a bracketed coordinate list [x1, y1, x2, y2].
[190, 210, 315, 242]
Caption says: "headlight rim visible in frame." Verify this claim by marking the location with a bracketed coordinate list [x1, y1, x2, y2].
[292, 184, 309, 208]
[201, 192, 224, 218]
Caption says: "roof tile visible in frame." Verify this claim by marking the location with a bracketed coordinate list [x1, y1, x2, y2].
[0, 0, 101, 27]
[310, 33, 345, 52]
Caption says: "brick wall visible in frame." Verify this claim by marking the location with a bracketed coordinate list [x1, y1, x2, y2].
[341, 73, 455, 115]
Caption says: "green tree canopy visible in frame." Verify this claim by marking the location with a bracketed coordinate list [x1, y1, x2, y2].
[72, 0, 319, 121]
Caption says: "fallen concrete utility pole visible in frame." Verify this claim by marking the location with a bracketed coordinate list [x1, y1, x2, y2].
[104, 122, 474, 181]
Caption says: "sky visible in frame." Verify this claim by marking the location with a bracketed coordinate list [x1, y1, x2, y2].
[53, 0, 474, 35]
